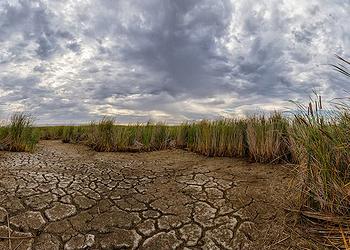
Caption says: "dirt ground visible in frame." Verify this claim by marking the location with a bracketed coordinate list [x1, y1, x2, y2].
[0, 140, 325, 250]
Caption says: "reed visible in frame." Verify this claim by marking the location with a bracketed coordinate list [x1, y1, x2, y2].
[246, 113, 291, 163]
[291, 94, 350, 215]
[178, 120, 248, 157]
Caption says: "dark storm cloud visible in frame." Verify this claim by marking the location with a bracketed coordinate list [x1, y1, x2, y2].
[66, 40, 81, 53]
[0, 0, 349, 124]
[33, 64, 46, 73]
[110, 0, 234, 97]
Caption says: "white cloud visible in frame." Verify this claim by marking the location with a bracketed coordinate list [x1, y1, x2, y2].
[0, 0, 349, 124]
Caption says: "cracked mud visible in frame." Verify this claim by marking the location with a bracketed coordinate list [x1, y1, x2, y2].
[0, 141, 316, 249]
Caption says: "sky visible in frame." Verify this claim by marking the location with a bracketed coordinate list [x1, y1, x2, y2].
[0, 0, 349, 124]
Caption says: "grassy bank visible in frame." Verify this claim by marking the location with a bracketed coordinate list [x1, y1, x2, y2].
[38, 115, 292, 163]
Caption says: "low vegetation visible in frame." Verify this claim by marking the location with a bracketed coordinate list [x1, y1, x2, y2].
[0, 113, 39, 152]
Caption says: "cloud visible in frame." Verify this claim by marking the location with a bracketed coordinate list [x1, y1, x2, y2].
[0, 0, 349, 124]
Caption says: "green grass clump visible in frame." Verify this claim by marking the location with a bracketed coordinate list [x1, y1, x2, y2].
[0, 113, 39, 152]
[176, 120, 248, 157]
[62, 126, 87, 143]
[136, 122, 174, 151]
[40, 126, 65, 140]
[37, 115, 291, 162]
[62, 126, 75, 143]
[87, 117, 117, 152]
[246, 113, 291, 163]
[291, 95, 350, 215]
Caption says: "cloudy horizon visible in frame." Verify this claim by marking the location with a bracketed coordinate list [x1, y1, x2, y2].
[0, 0, 349, 124]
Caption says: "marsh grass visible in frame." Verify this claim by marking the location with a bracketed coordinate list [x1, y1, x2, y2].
[33, 92, 350, 246]
[290, 95, 350, 215]
[85, 120, 177, 152]
[176, 120, 248, 157]
[40, 126, 65, 140]
[246, 114, 290, 163]
[62, 126, 87, 143]
[331, 55, 350, 78]
[340, 226, 350, 250]
[40, 115, 288, 161]
[87, 117, 116, 152]
[284, 92, 350, 248]
[0, 113, 39, 152]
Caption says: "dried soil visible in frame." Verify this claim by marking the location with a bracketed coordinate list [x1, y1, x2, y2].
[0, 141, 326, 249]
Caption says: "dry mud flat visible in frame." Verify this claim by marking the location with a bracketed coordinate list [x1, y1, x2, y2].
[0, 141, 321, 250]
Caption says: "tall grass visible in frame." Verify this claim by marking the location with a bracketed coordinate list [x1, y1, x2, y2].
[87, 117, 117, 152]
[246, 114, 291, 163]
[39, 115, 289, 162]
[62, 126, 87, 143]
[29, 54, 350, 247]
[0, 113, 39, 152]
[282, 92, 350, 248]
[290, 95, 350, 215]
[86, 119, 176, 152]
[40, 126, 65, 140]
[176, 120, 248, 157]
[331, 55, 350, 78]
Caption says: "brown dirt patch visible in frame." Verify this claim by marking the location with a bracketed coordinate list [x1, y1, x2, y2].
[0, 140, 326, 249]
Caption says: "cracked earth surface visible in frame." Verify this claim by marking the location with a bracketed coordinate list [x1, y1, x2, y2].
[0, 141, 320, 250]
